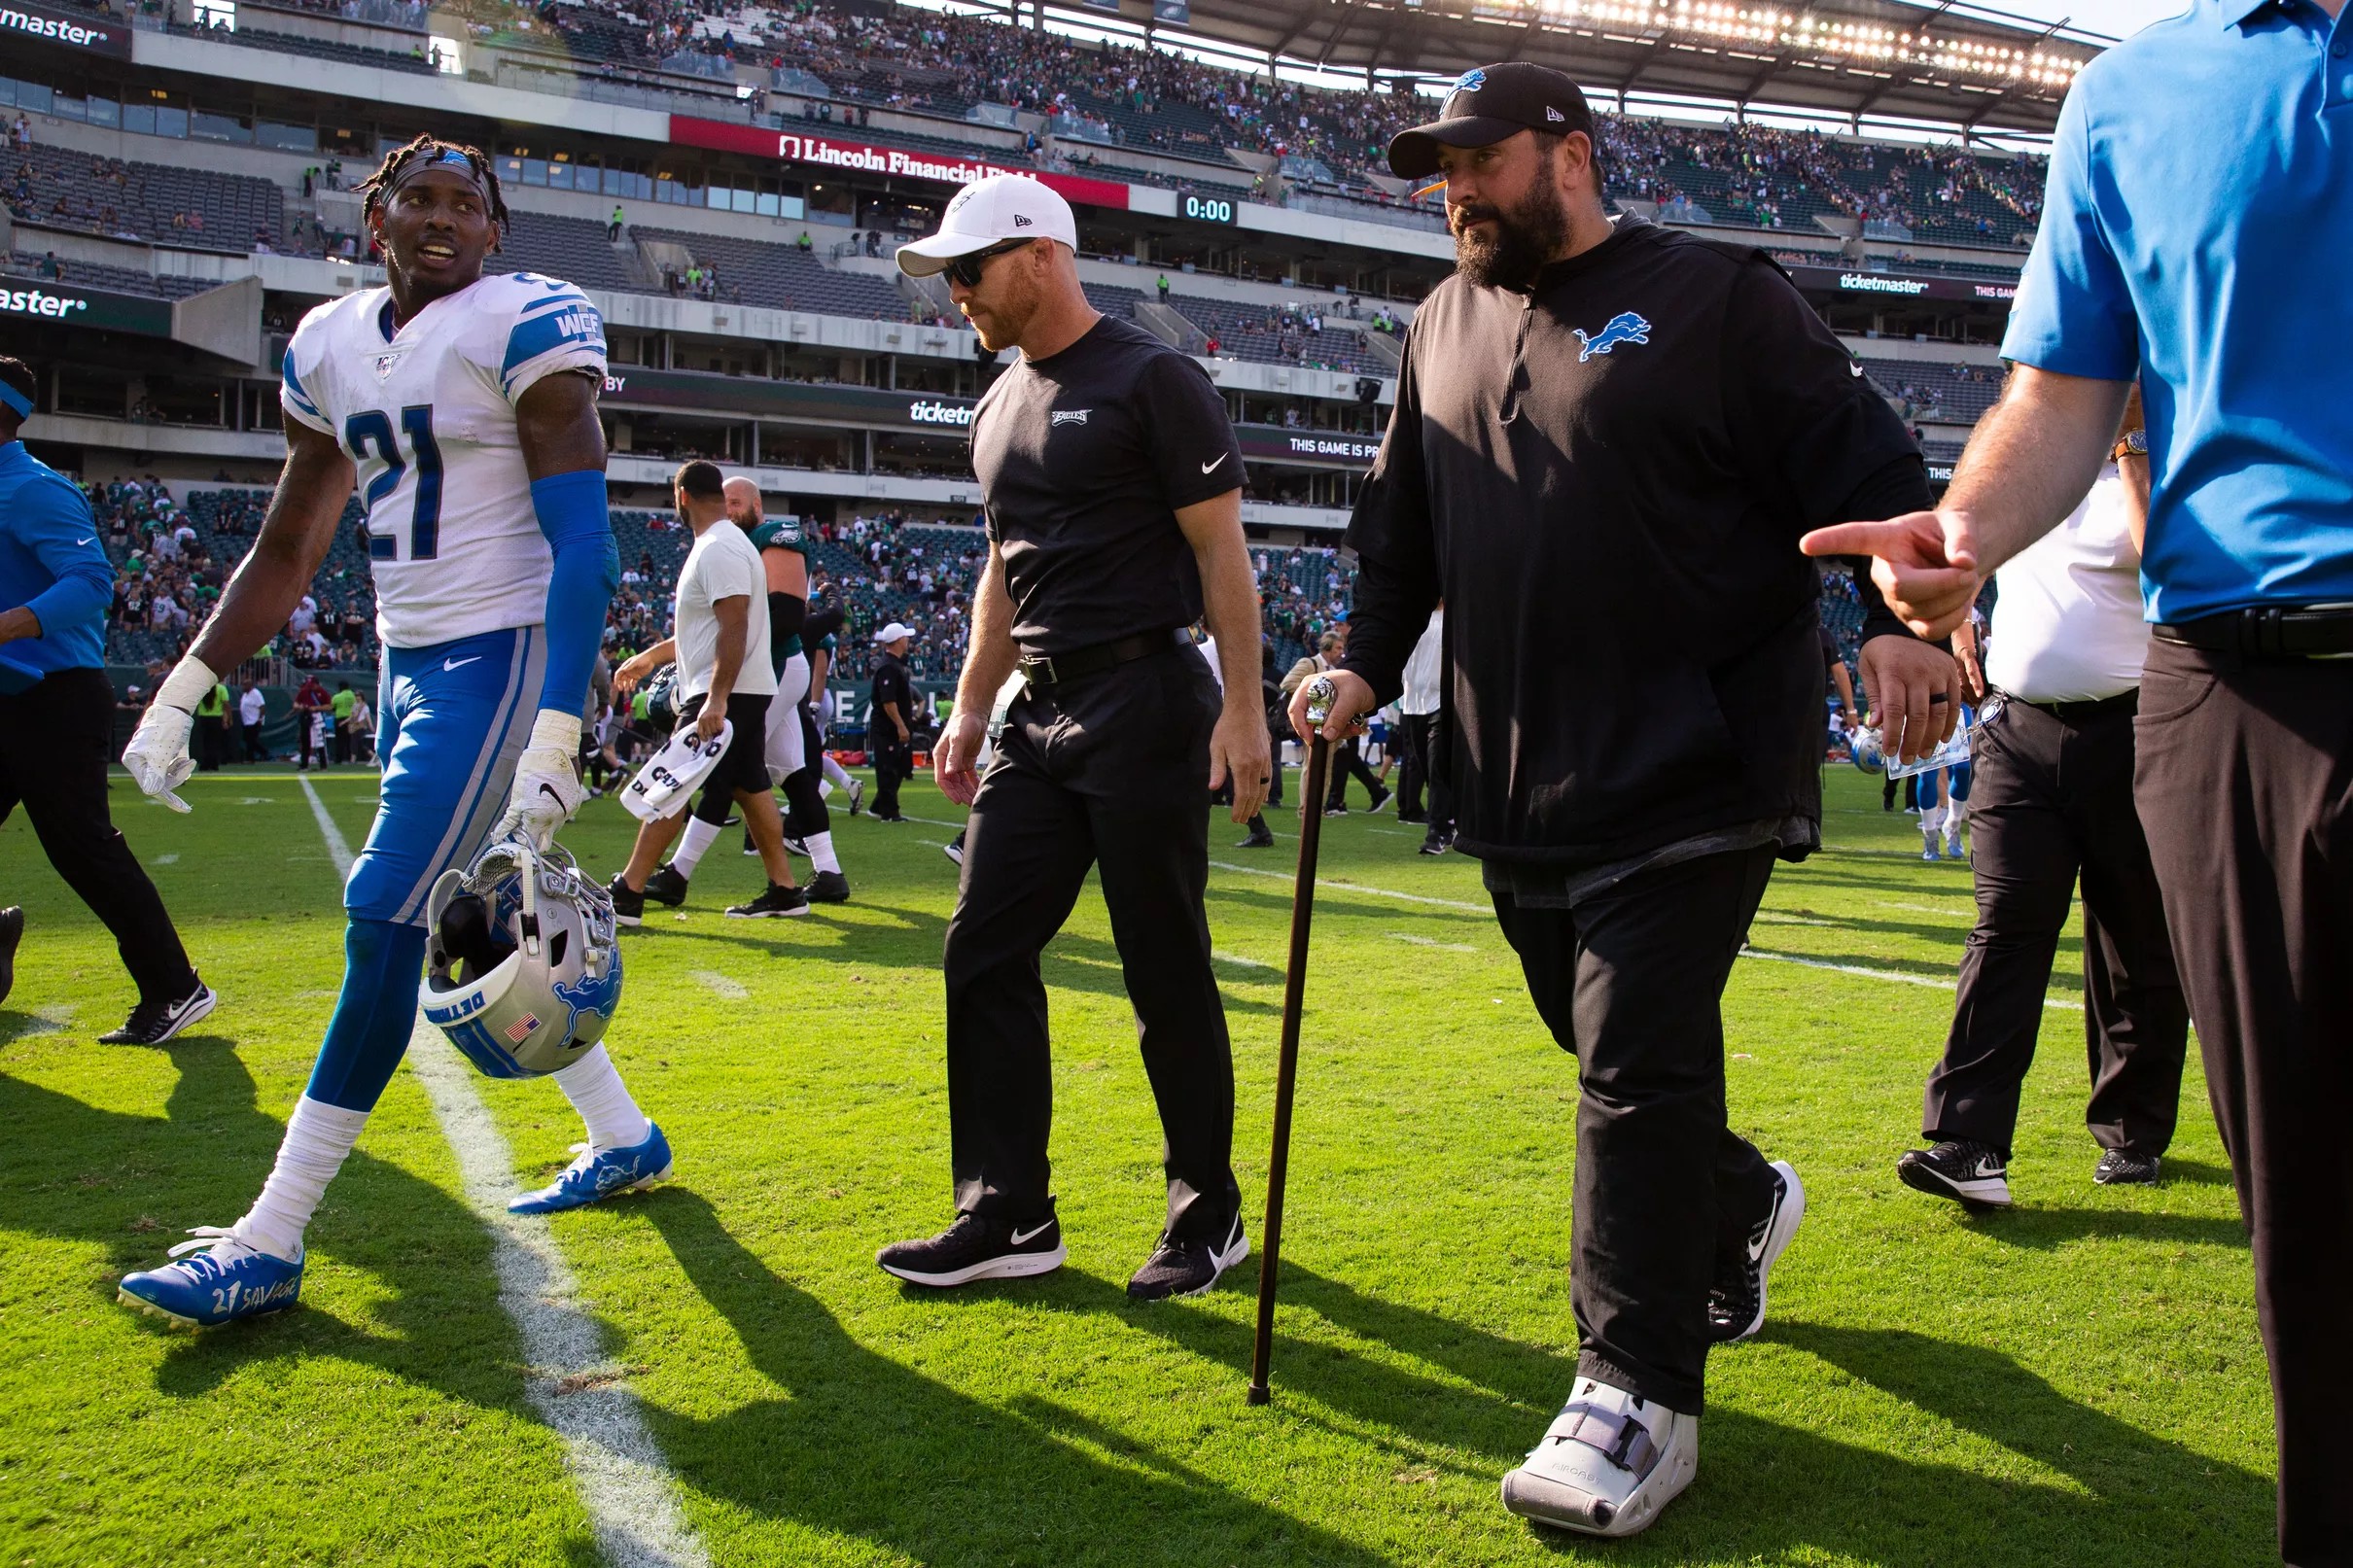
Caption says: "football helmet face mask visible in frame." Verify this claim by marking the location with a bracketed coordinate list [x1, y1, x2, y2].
[422, 840, 623, 1078]
[640, 662, 681, 732]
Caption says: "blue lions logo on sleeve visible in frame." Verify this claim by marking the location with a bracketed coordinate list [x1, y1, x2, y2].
[1573, 311, 1653, 363]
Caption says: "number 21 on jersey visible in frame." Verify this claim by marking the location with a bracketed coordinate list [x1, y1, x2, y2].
[345, 405, 442, 562]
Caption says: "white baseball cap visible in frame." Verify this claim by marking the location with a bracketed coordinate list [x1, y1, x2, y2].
[896, 174, 1077, 278]
[873, 621, 918, 644]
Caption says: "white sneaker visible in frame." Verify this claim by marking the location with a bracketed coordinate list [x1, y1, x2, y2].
[1501, 1377, 1697, 1537]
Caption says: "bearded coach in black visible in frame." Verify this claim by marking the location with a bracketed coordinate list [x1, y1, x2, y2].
[1294, 65, 1961, 1538]
[878, 175, 1272, 1301]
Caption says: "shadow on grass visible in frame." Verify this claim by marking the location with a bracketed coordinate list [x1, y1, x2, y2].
[639, 1190, 1405, 1568]
[1946, 1202, 2248, 1252]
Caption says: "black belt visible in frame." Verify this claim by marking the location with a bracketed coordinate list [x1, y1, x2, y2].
[1017, 628, 1189, 687]
[2152, 606, 2353, 659]
[2002, 687, 2138, 723]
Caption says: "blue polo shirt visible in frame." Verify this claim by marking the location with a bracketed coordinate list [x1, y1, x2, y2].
[0, 440, 115, 678]
[2002, 0, 2353, 624]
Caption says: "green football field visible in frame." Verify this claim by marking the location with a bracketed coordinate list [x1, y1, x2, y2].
[0, 763, 2274, 1568]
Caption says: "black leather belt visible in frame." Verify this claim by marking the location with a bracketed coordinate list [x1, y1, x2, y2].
[1017, 628, 1190, 687]
[2006, 688, 2138, 723]
[2152, 606, 2353, 658]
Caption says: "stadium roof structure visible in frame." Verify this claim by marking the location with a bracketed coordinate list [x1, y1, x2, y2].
[1112, 0, 2114, 135]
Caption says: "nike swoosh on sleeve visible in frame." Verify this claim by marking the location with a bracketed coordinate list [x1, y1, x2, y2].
[1201, 454, 1229, 474]
[74, 537, 96, 545]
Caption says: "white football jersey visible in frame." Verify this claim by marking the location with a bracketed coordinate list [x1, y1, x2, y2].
[280, 271, 606, 649]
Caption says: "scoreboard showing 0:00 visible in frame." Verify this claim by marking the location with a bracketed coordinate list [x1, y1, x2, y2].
[1182, 193, 1238, 225]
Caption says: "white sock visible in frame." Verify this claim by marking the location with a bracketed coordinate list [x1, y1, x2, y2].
[669, 816, 723, 877]
[805, 829, 841, 874]
[822, 754, 855, 792]
[234, 1096, 369, 1261]
[818, 779, 834, 801]
[552, 1043, 650, 1153]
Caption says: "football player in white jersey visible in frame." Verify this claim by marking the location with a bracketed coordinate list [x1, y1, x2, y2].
[112, 138, 672, 1329]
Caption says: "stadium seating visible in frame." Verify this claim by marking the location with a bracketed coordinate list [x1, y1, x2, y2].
[1859, 360, 2007, 423]
[630, 226, 909, 317]
[1167, 294, 1389, 375]
[4, 145, 293, 254]
[487, 210, 642, 293]
[2, 253, 215, 298]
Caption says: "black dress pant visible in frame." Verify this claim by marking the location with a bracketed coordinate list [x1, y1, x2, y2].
[870, 736, 912, 818]
[1492, 844, 1781, 1416]
[943, 649, 1240, 1243]
[1398, 712, 1454, 837]
[2133, 640, 2353, 1568]
[1923, 692, 2188, 1157]
[1323, 736, 1384, 810]
[241, 720, 265, 761]
[0, 668, 199, 1006]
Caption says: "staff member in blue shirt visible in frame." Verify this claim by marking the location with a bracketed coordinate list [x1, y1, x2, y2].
[0, 356, 213, 1046]
[1806, 6, 2353, 1558]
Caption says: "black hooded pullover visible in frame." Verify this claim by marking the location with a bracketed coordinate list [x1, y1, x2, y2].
[1339, 216, 1927, 869]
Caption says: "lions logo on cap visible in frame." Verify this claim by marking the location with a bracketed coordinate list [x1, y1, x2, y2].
[1455, 67, 1489, 93]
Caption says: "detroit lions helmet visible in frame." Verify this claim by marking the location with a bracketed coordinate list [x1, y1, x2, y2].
[421, 840, 623, 1078]
[1848, 725, 1887, 775]
[639, 661, 682, 731]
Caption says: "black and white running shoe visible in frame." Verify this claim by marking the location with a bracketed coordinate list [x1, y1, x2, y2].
[2092, 1148, 2160, 1186]
[100, 980, 217, 1045]
[643, 864, 689, 907]
[1706, 1160, 1805, 1343]
[942, 831, 966, 867]
[0, 905, 21, 1007]
[805, 869, 851, 904]
[877, 1207, 1066, 1287]
[726, 883, 811, 919]
[847, 778, 865, 817]
[1896, 1140, 2013, 1208]
[782, 834, 810, 858]
[608, 874, 645, 927]
[1126, 1214, 1249, 1301]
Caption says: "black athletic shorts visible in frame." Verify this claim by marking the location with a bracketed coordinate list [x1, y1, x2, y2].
[681, 690, 772, 823]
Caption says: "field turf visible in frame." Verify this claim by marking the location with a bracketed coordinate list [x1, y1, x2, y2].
[0, 763, 2273, 1567]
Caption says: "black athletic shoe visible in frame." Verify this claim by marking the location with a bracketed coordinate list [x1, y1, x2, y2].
[877, 1207, 1066, 1287]
[726, 882, 810, 919]
[1238, 828, 1276, 849]
[942, 831, 965, 867]
[1127, 1214, 1249, 1301]
[1396, 810, 1426, 824]
[742, 831, 757, 857]
[806, 869, 851, 903]
[608, 874, 646, 927]
[1322, 804, 1348, 818]
[874, 812, 908, 823]
[1418, 837, 1450, 856]
[0, 905, 21, 1008]
[1367, 785, 1392, 815]
[847, 779, 865, 817]
[782, 834, 810, 858]
[100, 981, 217, 1045]
[1896, 1140, 2012, 1208]
[2093, 1148, 2161, 1186]
[643, 864, 689, 907]
[1706, 1160, 1806, 1343]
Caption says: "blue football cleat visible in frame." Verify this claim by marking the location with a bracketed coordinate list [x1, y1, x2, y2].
[118, 1227, 304, 1329]
[508, 1122, 673, 1214]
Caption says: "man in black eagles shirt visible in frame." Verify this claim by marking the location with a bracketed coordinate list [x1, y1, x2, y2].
[1292, 64, 1962, 1538]
[877, 175, 1273, 1304]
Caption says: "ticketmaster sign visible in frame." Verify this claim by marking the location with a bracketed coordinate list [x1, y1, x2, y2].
[0, 0, 132, 55]
[0, 282, 173, 335]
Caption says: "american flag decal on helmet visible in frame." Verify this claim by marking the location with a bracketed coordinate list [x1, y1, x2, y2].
[505, 1014, 543, 1044]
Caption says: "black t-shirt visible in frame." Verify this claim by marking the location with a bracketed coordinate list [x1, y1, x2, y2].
[969, 314, 1245, 655]
[868, 652, 912, 732]
[1340, 216, 1928, 864]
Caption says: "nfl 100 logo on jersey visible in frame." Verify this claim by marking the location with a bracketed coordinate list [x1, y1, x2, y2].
[279, 273, 606, 649]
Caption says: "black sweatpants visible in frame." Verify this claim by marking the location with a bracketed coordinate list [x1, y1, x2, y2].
[1492, 844, 1781, 1416]
[2133, 640, 2353, 1568]
[0, 668, 199, 1005]
[943, 648, 1241, 1243]
[1398, 711, 1454, 837]
[1923, 691, 2188, 1157]
[871, 736, 912, 819]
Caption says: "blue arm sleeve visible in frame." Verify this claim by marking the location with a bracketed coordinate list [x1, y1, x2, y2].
[18, 478, 115, 637]
[530, 469, 619, 715]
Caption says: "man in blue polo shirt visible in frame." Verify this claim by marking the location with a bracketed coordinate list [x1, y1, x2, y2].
[1804, 6, 2351, 1560]
[0, 355, 213, 1045]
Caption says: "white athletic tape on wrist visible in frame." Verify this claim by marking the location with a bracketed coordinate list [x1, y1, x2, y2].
[527, 708, 582, 756]
[157, 654, 222, 714]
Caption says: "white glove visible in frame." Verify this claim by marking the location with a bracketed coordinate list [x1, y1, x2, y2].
[123, 656, 217, 814]
[493, 709, 586, 850]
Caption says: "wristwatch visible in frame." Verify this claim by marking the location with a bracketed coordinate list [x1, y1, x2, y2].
[2112, 428, 2149, 462]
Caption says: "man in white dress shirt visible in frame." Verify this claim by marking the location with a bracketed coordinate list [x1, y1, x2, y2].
[1897, 390, 2187, 1207]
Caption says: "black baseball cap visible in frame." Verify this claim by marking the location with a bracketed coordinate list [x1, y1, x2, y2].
[1387, 62, 1597, 181]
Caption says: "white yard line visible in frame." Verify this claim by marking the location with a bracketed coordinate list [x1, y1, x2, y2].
[299, 779, 711, 1568]
[1876, 900, 1974, 919]
[1212, 950, 1279, 971]
[688, 970, 748, 1001]
[1207, 859, 1493, 914]
[1387, 932, 1479, 953]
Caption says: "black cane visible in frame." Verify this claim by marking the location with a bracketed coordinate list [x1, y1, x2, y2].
[1248, 676, 1337, 1406]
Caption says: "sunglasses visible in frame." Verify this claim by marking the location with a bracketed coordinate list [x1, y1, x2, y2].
[943, 237, 1032, 289]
